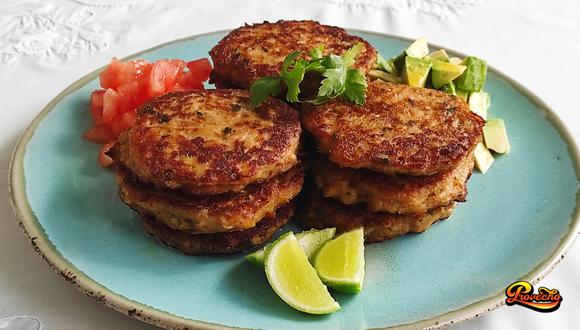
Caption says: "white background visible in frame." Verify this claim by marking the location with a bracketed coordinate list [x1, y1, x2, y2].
[0, 0, 578, 329]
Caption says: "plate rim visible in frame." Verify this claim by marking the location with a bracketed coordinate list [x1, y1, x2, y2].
[8, 28, 580, 330]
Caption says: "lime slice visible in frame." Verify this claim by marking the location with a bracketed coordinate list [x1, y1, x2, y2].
[265, 232, 340, 314]
[246, 228, 336, 267]
[314, 228, 365, 293]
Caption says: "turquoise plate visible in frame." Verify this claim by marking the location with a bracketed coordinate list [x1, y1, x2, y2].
[9, 30, 580, 329]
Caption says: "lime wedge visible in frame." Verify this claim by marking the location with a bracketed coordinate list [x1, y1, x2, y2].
[296, 228, 337, 262]
[265, 232, 340, 314]
[246, 228, 336, 267]
[314, 228, 365, 293]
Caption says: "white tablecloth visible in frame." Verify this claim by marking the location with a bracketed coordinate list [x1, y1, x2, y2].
[1, 0, 578, 329]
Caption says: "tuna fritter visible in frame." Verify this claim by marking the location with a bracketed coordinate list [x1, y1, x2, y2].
[209, 20, 377, 89]
[142, 203, 293, 255]
[297, 186, 455, 243]
[117, 165, 303, 233]
[312, 153, 474, 214]
[117, 89, 301, 195]
[302, 80, 485, 176]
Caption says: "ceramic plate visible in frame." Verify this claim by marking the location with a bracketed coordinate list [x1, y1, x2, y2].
[10, 30, 580, 329]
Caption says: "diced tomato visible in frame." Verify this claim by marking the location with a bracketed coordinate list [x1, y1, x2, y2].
[89, 90, 105, 124]
[98, 142, 115, 167]
[101, 89, 122, 123]
[187, 58, 212, 82]
[99, 58, 124, 89]
[148, 59, 187, 97]
[90, 89, 105, 108]
[109, 111, 136, 136]
[83, 124, 115, 144]
[100, 58, 153, 90]
[177, 70, 204, 90]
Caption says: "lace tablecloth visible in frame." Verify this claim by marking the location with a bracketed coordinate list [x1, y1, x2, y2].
[1, 0, 578, 329]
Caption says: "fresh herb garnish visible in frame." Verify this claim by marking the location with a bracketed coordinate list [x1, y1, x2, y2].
[249, 43, 367, 107]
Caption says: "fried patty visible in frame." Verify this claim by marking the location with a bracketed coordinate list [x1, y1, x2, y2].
[312, 153, 474, 214]
[141, 203, 293, 255]
[297, 185, 455, 243]
[117, 165, 303, 233]
[116, 89, 301, 195]
[209, 20, 377, 89]
[302, 80, 484, 175]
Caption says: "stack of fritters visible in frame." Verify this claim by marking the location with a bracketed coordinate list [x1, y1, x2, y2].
[298, 80, 484, 242]
[111, 89, 303, 254]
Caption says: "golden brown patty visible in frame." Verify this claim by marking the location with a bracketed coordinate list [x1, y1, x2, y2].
[297, 186, 455, 243]
[302, 80, 484, 176]
[116, 89, 301, 195]
[117, 165, 303, 233]
[141, 203, 293, 255]
[312, 153, 474, 214]
[209, 20, 377, 89]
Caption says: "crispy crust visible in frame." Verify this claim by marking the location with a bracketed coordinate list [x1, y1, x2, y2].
[117, 89, 301, 194]
[141, 203, 293, 255]
[297, 185, 456, 243]
[302, 80, 485, 175]
[312, 153, 474, 214]
[209, 20, 377, 89]
[117, 165, 303, 233]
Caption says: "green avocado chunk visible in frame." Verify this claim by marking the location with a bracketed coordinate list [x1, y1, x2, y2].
[455, 56, 487, 92]
[431, 60, 467, 89]
[456, 88, 470, 101]
[369, 70, 402, 83]
[426, 49, 449, 62]
[449, 57, 462, 65]
[391, 37, 429, 74]
[474, 143, 494, 173]
[376, 53, 397, 74]
[483, 118, 510, 154]
[441, 81, 456, 95]
[468, 91, 491, 119]
[405, 37, 429, 58]
[403, 56, 431, 88]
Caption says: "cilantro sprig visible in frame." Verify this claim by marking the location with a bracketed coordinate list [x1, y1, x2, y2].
[249, 43, 367, 107]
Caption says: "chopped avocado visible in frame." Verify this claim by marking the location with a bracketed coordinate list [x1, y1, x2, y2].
[441, 81, 456, 95]
[474, 143, 494, 173]
[483, 118, 510, 154]
[369, 69, 402, 83]
[426, 49, 449, 62]
[391, 52, 406, 75]
[431, 60, 467, 89]
[468, 91, 491, 119]
[455, 56, 487, 92]
[456, 88, 470, 101]
[402, 56, 431, 87]
[405, 37, 429, 58]
[376, 54, 396, 74]
[449, 57, 462, 65]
